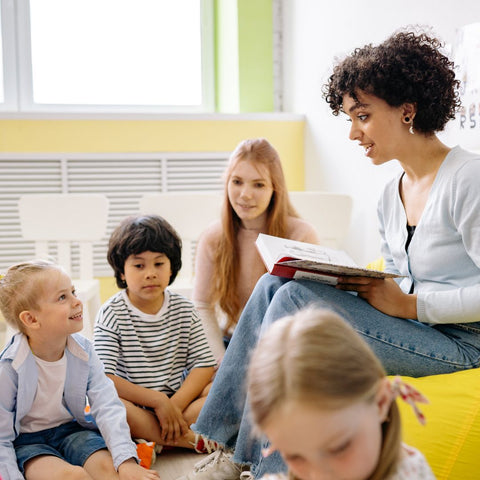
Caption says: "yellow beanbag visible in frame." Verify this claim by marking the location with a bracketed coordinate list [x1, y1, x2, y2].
[369, 257, 479, 477]
[392, 368, 480, 480]
[366, 257, 386, 272]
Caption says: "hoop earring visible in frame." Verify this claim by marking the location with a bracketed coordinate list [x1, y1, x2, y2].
[409, 124, 415, 135]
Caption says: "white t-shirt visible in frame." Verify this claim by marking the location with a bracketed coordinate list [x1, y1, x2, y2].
[20, 353, 73, 433]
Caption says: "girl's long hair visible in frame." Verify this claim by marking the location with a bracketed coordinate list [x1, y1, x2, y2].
[212, 138, 298, 332]
[247, 309, 402, 480]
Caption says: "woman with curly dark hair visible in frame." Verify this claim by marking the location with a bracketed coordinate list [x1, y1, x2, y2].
[179, 30, 480, 480]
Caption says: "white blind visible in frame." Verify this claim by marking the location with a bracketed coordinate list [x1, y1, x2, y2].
[0, 153, 228, 276]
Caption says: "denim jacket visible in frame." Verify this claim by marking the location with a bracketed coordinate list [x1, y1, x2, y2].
[0, 333, 137, 480]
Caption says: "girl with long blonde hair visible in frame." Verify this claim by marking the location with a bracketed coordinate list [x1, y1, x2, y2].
[193, 138, 318, 358]
[246, 308, 433, 480]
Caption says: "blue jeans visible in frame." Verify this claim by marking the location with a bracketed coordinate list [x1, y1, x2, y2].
[192, 274, 480, 477]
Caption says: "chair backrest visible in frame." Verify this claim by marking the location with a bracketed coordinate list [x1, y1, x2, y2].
[18, 193, 109, 279]
[139, 192, 222, 282]
[289, 191, 353, 248]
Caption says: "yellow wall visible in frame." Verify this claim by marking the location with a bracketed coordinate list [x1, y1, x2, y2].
[99, 277, 120, 303]
[0, 114, 304, 301]
[1, 116, 305, 304]
[0, 117, 305, 190]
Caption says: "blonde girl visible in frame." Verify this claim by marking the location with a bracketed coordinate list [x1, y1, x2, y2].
[246, 308, 434, 480]
[193, 138, 319, 357]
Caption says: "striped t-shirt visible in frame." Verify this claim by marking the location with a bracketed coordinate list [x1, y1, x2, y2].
[94, 289, 216, 396]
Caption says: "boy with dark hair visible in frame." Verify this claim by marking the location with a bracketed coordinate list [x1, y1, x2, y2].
[94, 215, 217, 455]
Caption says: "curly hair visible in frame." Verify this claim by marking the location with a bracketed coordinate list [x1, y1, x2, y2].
[107, 214, 182, 288]
[323, 30, 461, 134]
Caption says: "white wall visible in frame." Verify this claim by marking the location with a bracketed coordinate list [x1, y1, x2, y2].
[282, 0, 480, 265]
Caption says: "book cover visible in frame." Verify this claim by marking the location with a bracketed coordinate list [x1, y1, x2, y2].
[255, 233, 400, 284]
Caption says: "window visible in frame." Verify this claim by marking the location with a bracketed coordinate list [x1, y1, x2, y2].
[1, 0, 214, 113]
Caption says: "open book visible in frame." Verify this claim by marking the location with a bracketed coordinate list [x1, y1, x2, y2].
[256, 233, 400, 285]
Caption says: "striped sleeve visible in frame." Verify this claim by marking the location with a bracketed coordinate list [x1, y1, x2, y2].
[93, 294, 124, 375]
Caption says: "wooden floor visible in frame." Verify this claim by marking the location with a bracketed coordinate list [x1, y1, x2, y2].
[151, 449, 205, 479]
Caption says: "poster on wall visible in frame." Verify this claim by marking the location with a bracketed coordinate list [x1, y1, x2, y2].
[454, 23, 480, 151]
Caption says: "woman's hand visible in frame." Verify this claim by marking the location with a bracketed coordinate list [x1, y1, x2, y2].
[151, 392, 189, 444]
[336, 276, 417, 319]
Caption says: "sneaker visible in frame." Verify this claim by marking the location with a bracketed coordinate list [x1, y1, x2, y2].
[240, 472, 255, 479]
[192, 433, 220, 454]
[176, 450, 242, 480]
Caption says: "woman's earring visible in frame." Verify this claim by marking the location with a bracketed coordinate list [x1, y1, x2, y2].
[404, 116, 414, 135]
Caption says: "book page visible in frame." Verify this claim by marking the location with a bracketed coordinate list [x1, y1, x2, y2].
[279, 243, 357, 267]
[293, 270, 339, 285]
[282, 259, 394, 278]
[256, 233, 401, 281]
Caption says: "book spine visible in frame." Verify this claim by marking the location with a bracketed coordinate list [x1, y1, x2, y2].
[271, 263, 339, 285]
[270, 264, 297, 278]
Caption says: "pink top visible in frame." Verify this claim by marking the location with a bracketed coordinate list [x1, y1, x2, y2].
[193, 216, 319, 358]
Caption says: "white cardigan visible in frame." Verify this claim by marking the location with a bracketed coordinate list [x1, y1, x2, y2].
[378, 145, 480, 325]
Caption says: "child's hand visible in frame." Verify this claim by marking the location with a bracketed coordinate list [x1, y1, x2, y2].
[152, 393, 189, 444]
[118, 458, 160, 479]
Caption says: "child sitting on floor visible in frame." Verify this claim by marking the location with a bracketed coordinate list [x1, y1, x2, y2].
[0, 260, 158, 480]
[94, 214, 216, 454]
[245, 308, 435, 480]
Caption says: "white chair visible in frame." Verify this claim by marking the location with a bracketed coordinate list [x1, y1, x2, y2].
[139, 192, 222, 298]
[4, 193, 110, 343]
[137, 191, 352, 298]
[289, 191, 353, 248]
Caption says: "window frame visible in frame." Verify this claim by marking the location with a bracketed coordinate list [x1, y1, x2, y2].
[0, 0, 18, 111]
[1, 0, 215, 114]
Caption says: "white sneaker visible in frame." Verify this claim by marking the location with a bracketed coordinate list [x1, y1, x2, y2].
[176, 450, 242, 480]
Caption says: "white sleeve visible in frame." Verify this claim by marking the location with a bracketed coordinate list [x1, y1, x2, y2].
[418, 161, 480, 324]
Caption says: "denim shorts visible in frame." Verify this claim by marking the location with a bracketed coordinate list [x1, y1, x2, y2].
[14, 421, 107, 473]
